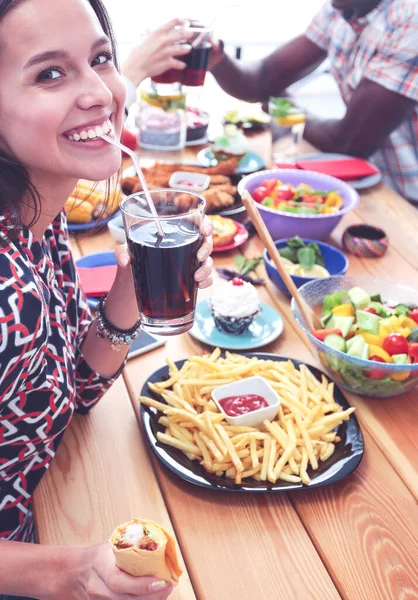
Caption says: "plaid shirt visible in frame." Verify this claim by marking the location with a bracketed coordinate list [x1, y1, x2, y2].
[306, 0, 418, 203]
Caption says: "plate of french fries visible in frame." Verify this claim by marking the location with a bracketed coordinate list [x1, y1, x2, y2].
[139, 350, 364, 491]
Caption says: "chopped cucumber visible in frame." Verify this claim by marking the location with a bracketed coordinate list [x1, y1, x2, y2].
[356, 310, 381, 335]
[392, 353, 409, 365]
[327, 315, 355, 337]
[323, 334, 346, 353]
[408, 327, 418, 343]
[394, 303, 410, 317]
[348, 287, 370, 310]
[369, 302, 393, 318]
[320, 311, 333, 328]
[346, 336, 368, 359]
[370, 294, 382, 303]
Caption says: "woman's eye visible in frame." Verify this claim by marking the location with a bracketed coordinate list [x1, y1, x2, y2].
[92, 51, 113, 67]
[36, 68, 62, 82]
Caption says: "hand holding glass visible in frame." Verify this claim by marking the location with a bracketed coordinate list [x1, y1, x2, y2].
[121, 190, 205, 336]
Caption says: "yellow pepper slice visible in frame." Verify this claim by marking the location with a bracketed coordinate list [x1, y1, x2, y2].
[332, 303, 355, 317]
[391, 370, 411, 382]
[369, 345, 393, 363]
[357, 331, 385, 348]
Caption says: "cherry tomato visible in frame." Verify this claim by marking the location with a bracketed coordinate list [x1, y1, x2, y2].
[260, 179, 277, 193]
[365, 355, 387, 380]
[363, 307, 378, 315]
[252, 186, 269, 203]
[383, 333, 409, 356]
[409, 308, 418, 324]
[120, 128, 137, 153]
[312, 328, 343, 342]
[276, 186, 294, 201]
[408, 343, 418, 363]
[301, 195, 319, 203]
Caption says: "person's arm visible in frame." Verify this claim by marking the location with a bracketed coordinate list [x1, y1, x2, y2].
[76, 224, 213, 382]
[210, 35, 327, 103]
[302, 79, 417, 157]
[0, 540, 172, 599]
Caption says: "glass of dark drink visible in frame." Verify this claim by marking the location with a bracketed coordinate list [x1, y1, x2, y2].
[121, 189, 205, 336]
[151, 23, 212, 87]
[182, 24, 212, 87]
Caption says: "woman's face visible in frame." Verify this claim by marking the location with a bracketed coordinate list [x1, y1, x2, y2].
[0, 0, 126, 185]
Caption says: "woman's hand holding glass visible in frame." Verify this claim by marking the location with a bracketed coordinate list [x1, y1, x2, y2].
[114, 216, 213, 290]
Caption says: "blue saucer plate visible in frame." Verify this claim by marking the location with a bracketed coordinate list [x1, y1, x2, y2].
[75, 251, 116, 309]
[197, 148, 265, 175]
[189, 298, 283, 350]
[295, 153, 382, 190]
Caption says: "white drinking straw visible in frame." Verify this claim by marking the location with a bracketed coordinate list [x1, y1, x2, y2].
[99, 132, 164, 238]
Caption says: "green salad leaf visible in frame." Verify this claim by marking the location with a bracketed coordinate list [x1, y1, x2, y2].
[307, 242, 325, 267]
[278, 237, 326, 269]
[233, 255, 263, 275]
[322, 291, 344, 314]
[287, 236, 305, 249]
[297, 247, 315, 270]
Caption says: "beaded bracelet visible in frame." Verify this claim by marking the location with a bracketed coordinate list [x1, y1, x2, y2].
[95, 293, 141, 350]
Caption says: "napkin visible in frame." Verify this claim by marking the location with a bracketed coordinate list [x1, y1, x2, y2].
[77, 265, 117, 297]
[295, 158, 379, 181]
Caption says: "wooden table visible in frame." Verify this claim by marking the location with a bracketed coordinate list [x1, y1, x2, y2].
[34, 131, 418, 600]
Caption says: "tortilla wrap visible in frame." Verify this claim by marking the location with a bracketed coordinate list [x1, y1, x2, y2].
[109, 518, 182, 585]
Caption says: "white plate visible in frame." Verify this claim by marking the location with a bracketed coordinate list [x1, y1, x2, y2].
[107, 213, 126, 243]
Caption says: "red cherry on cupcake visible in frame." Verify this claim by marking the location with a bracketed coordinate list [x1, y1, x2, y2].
[232, 277, 244, 286]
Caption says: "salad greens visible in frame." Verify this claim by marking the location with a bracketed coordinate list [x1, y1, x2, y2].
[278, 237, 325, 270]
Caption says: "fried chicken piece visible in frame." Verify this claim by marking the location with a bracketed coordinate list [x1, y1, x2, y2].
[174, 193, 195, 211]
[209, 175, 231, 186]
[208, 184, 237, 195]
[177, 157, 238, 176]
[201, 188, 235, 212]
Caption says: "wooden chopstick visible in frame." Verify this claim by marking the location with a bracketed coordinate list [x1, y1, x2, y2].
[241, 190, 321, 333]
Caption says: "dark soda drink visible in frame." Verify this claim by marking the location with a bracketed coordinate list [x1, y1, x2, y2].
[127, 219, 202, 323]
[151, 66, 185, 84]
[181, 42, 211, 87]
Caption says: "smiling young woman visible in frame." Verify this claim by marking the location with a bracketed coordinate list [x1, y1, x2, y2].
[0, 1, 212, 599]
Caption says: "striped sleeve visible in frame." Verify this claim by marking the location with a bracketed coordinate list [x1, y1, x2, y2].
[363, 4, 418, 101]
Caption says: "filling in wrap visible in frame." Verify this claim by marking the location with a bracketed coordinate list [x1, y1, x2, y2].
[114, 522, 159, 552]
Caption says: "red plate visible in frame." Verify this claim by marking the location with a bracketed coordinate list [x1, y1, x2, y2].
[212, 221, 249, 253]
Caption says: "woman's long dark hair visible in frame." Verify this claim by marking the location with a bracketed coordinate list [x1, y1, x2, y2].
[0, 0, 119, 241]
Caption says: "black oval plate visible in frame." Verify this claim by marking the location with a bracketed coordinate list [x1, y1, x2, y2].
[139, 353, 364, 492]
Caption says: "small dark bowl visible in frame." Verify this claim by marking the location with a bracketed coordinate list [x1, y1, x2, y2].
[264, 238, 349, 296]
[186, 109, 209, 142]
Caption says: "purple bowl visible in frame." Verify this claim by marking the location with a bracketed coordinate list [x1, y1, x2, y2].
[237, 169, 360, 241]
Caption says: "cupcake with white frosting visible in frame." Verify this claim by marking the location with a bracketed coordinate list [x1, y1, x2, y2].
[211, 277, 260, 334]
[211, 124, 249, 165]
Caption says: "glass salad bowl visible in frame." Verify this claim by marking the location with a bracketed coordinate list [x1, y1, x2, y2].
[291, 276, 418, 397]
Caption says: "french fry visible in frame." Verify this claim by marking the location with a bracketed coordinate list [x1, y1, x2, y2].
[215, 424, 244, 473]
[138, 350, 356, 488]
[157, 432, 200, 455]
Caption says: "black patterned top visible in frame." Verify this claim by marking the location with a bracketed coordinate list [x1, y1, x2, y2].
[0, 210, 118, 542]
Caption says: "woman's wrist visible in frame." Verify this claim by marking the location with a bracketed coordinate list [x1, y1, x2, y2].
[104, 266, 139, 330]
[0, 541, 84, 600]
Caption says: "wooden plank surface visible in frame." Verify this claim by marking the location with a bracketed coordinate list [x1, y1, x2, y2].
[34, 130, 418, 600]
[34, 376, 196, 600]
